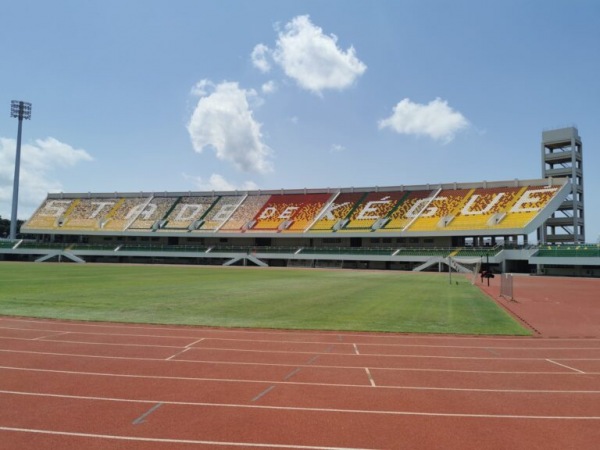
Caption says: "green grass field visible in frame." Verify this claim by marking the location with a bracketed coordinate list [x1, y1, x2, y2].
[0, 262, 529, 335]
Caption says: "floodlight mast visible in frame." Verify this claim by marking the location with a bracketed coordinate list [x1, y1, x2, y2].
[9, 100, 32, 240]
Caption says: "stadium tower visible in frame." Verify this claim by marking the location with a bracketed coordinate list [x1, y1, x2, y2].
[538, 127, 585, 244]
[9, 100, 32, 240]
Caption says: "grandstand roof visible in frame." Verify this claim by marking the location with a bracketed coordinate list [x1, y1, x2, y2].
[22, 177, 570, 238]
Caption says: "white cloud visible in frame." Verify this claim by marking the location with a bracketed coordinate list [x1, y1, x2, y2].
[187, 80, 273, 174]
[330, 144, 346, 153]
[0, 137, 93, 219]
[261, 80, 277, 94]
[183, 173, 258, 192]
[257, 15, 366, 94]
[190, 79, 211, 97]
[251, 43, 272, 73]
[378, 98, 470, 143]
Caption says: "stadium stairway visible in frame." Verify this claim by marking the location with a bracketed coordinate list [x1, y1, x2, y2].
[412, 256, 445, 272]
[223, 254, 268, 267]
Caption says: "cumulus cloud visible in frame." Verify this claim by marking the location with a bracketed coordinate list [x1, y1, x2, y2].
[183, 173, 258, 192]
[378, 98, 469, 143]
[330, 144, 346, 153]
[187, 80, 273, 174]
[0, 137, 93, 218]
[251, 43, 272, 73]
[254, 15, 367, 94]
[261, 80, 277, 94]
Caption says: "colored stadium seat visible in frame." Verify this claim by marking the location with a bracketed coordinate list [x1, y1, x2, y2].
[249, 193, 332, 231]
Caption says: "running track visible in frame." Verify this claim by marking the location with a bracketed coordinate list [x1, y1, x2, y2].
[0, 316, 599, 449]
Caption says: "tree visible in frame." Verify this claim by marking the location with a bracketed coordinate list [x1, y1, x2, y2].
[0, 216, 25, 238]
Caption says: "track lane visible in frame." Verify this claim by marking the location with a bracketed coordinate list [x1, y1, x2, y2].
[1, 367, 599, 418]
[1, 317, 600, 449]
[1, 392, 599, 450]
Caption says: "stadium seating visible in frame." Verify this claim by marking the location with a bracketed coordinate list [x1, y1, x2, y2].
[309, 192, 365, 231]
[219, 195, 270, 231]
[128, 197, 177, 230]
[249, 193, 332, 231]
[491, 185, 559, 229]
[60, 197, 122, 230]
[380, 190, 435, 231]
[23, 198, 75, 230]
[403, 189, 473, 232]
[534, 244, 600, 258]
[434, 187, 523, 231]
[21, 182, 565, 237]
[341, 191, 408, 231]
[197, 195, 245, 231]
[101, 197, 149, 231]
[454, 247, 502, 257]
[163, 196, 217, 230]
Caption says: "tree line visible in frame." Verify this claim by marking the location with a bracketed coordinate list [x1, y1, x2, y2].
[0, 216, 25, 238]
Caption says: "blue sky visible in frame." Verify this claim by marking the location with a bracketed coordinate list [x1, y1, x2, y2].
[1, 0, 599, 242]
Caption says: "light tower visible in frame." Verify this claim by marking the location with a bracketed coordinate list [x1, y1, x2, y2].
[9, 100, 32, 240]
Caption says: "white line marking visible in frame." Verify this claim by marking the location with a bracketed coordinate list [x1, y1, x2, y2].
[2, 324, 600, 351]
[2, 390, 600, 420]
[3, 320, 599, 347]
[32, 331, 71, 341]
[365, 368, 376, 387]
[2, 366, 599, 394]
[0, 426, 374, 449]
[132, 402, 163, 425]
[284, 368, 301, 380]
[166, 347, 190, 361]
[546, 359, 586, 374]
[0, 336, 183, 349]
[186, 338, 205, 348]
[306, 355, 320, 364]
[3, 340, 599, 361]
[353, 344, 360, 355]
[252, 385, 275, 402]
[3, 317, 600, 343]
[1, 349, 599, 377]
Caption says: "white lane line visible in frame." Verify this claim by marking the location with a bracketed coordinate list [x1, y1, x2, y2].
[32, 331, 71, 341]
[252, 385, 275, 402]
[2, 366, 599, 394]
[546, 359, 586, 374]
[2, 324, 600, 351]
[0, 319, 371, 342]
[132, 402, 163, 425]
[0, 336, 183, 349]
[7, 335, 600, 357]
[165, 347, 191, 361]
[284, 368, 302, 381]
[364, 368, 376, 387]
[1, 349, 599, 377]
[3, 317, 600, 343]
[3, 342, 599, 361]
[2, 390, 600, 420]
[305, 355, 320, 364]
[164, 337, 206, 361]
[0, 426, 374, 450]
[186, 338, 205, 348]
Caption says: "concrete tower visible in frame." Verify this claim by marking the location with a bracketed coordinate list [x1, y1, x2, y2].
[538, 127, 585, 244]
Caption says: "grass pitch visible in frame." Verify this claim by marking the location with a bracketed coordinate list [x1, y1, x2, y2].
[0, 262, 529, 335]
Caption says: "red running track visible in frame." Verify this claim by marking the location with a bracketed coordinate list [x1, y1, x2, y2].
[0, 315, 599, 449]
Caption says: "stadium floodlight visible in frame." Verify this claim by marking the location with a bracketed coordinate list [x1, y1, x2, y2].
[10, 100, 32, 120]
[9, 100, 32, 240]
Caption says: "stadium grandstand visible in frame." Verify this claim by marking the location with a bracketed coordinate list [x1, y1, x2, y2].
[2, 175, 598, 277]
